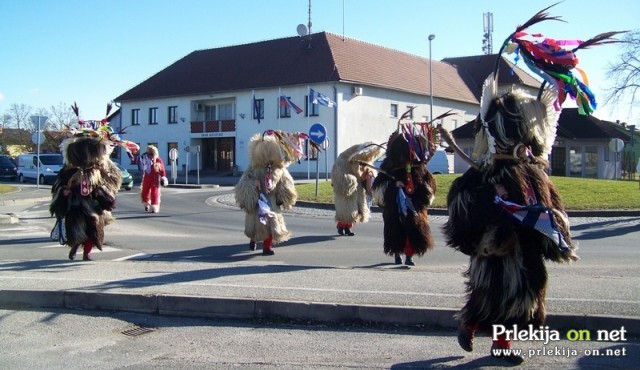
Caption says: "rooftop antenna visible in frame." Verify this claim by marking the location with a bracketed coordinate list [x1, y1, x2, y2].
[296, 23, 308, 37]
[307, 0, 312, 35]
[295, 1, 312, 47]
[342, 0, 345, 40]
[482, 12, 493, 55]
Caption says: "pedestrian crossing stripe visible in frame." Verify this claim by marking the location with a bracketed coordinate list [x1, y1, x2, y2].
[38, 245, 121, 252]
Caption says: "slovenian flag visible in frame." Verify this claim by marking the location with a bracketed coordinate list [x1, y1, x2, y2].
[279, 95, 303, 114]
[309, 88, 337, 108]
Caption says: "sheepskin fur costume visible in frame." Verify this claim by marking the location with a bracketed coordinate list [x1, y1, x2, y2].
[440, 4, 621, 363]
[371, 130, 437, 259]
[331, 142, 384, 226]
[50, 134, 122, 254]
[444, 77, 579, 364]
[235, 132, 298, 246]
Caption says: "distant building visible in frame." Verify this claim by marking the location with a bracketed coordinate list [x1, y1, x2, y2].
[451, 108, 638, 179]
[112, 32, 539, 177]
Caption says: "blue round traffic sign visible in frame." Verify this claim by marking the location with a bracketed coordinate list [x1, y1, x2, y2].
[309, 123, 327, 145]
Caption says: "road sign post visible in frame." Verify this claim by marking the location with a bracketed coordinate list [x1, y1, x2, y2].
[309, 123, 328, 196]
[169, 148, 179, 185]
[30, 116, 48, 189]
[609, 138, 624, 180]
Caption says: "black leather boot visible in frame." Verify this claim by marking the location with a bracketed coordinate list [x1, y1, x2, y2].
[68, 245, 78, 260]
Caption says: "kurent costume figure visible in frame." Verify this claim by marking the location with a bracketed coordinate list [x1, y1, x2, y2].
[441, 5, 621, 364]
[50, 103, 138, 261]
[331, 142, 384, 236]
[140, 145, 167, 213]
[372, 113, 438, 266]
[235, 130, 309, 255]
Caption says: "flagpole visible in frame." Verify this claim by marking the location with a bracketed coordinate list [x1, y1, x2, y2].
[307, 86, 311, 180]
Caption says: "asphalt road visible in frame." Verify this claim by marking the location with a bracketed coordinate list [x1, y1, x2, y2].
[1, 185, 639, 318]
[1, 184, 640, 369]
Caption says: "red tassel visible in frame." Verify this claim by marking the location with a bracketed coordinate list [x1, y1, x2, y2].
[404, 165, 414, 194]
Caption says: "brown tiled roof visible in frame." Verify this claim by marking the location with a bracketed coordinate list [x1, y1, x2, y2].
[452, 108, 629, 141]
[558, 108, 629, 141]
[115, 32, 478, 105]
[325, 34, 478, 104]
[443, 54, 542, 101]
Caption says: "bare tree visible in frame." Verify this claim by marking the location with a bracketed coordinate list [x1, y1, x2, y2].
[47, 102, 75, 131]
[5, 104, 33, 148]
[605, 30, 640, 120]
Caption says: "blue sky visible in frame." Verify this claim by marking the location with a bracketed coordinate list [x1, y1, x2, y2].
[1, 0, 638, 124]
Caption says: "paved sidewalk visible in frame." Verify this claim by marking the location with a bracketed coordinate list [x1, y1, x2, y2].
[1, 179, 640, 335]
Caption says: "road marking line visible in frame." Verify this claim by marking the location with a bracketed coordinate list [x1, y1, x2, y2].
[112, 253, 147, 261]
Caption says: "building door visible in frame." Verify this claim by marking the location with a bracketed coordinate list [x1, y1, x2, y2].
[217, 137, 235, 171]
[201, 137, 235, 171]
[551, 147, 566, 176]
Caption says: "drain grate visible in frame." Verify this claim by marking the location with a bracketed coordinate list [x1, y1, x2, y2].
[121, 325, 157, 337]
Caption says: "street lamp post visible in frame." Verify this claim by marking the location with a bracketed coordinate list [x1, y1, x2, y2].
[29, 115, 48, 190]
[428, 34, 435, 123]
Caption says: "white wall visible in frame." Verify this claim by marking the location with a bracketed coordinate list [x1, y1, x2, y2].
[117, 83, 479, 176]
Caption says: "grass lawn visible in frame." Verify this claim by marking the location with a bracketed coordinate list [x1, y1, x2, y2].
[3, 176, 639, 210]
[0, 184, 18, 195]
[296, 175, 640, 210]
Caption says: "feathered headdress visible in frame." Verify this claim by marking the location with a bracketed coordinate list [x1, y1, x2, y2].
[261, 129, 320, 164]
[492, 2, 626, 115]
[477, 3, 626, 164]
[391, 108, 456, 165]
[67, 102, 140, 159]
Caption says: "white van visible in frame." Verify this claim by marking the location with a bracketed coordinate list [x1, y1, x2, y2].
[373, 150, 451, 174]
[17, 153, 64, 185]
[426, 150, 451, 174]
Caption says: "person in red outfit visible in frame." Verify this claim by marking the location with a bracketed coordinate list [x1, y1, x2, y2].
[140, 145, 167, 213]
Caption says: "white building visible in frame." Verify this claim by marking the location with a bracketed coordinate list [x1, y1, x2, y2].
[112, 32, 538, 177]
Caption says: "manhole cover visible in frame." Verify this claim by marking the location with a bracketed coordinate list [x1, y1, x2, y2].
[121, 325, 157, 337]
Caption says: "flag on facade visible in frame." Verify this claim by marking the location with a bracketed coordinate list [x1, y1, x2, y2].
[309, 88, 337, 108]
[252, 93, 261, 123]
[279, 95, 303, 114]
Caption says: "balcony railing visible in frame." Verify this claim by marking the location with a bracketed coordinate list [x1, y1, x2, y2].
[190, 120, 236, 134]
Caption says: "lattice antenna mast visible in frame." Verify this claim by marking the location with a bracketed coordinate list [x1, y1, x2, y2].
[483, 12, 494, 55]
[308, 0, 312, 35]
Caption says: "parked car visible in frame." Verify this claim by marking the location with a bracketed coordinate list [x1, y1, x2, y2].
[117, 164, 134, 191]
[0, 155, 18, 182]
[373, 150, 451, 174]
[16, 153, 63, 184]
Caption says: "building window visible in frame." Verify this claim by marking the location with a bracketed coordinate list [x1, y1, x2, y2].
[390, 104, 398, 118]
[168, 106, 177, 124]
[306, 95, 319, 117]
[279, 97, 292, 118]
[205, 105, 216, 121]
[219, 103, 233, 120]
[149, 107, 158, 125]
[405, 106, 414, 119]
[585, 146, 598, 178]
[131, 109, 140, 125]
[253, 99, 264, 122]
[569, 146, 582, 177]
